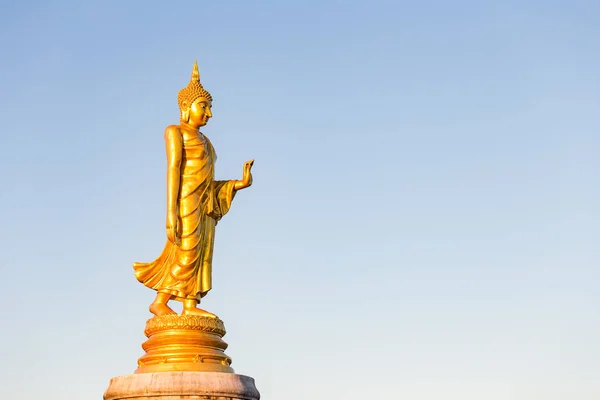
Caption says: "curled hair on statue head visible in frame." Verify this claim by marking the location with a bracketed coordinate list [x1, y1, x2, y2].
[177, 60, 213, 117]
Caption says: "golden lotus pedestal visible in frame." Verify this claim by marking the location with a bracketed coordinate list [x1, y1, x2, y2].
[104, 315, 260, 400]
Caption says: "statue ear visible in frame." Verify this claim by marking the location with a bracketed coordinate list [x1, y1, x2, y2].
[180, 101, 190, 122]
[181, 107, 190, 122]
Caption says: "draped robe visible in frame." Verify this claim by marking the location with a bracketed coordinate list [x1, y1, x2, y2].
[133, 129, 236, 301]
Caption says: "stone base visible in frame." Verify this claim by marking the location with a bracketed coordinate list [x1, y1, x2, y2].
[104, 372, 260, 400]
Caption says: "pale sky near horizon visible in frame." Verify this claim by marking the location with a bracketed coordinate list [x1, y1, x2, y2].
[0, 1, 599, 399]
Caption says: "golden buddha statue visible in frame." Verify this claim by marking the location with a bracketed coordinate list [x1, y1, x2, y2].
[133, 61, 254, 318]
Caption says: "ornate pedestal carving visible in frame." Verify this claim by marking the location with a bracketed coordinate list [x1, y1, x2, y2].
[136, 315, 233, 374]
[104, 315, 260, 400]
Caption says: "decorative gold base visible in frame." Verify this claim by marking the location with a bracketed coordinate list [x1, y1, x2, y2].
[135, 315, 234, 374]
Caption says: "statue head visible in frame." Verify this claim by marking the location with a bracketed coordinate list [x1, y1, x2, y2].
[178, 61, 213, 126]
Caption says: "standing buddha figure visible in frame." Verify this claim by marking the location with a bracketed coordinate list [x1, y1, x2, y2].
[133, 61, 254, 318]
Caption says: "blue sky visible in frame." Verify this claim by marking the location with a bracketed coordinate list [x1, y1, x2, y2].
[0, 1, 599, 399]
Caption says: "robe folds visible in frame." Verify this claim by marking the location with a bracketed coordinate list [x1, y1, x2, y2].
[133, 130, 236, 301]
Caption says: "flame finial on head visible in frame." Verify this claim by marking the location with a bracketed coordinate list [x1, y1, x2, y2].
[191, 60, 200, 81]
[178, 60, 212, 111]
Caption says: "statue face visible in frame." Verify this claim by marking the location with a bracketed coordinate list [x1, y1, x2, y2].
[188, 97, 212, 127]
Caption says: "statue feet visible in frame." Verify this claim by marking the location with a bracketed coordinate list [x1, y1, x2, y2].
[149, 302, 177, 316]
[182, 306, 217, 318]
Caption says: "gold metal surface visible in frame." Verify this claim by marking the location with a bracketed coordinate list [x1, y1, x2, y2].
[133, 61, 254, 319]
[136, 315, 234, 374]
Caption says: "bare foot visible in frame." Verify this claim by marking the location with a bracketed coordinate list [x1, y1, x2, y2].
[149, 302, 177, 316]
[182, 307, 217, 318]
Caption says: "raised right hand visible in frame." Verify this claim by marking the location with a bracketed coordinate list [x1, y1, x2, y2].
[234, 159, 254, 191]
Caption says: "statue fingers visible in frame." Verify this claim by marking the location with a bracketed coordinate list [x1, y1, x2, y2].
[166, 229, 175, 243]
